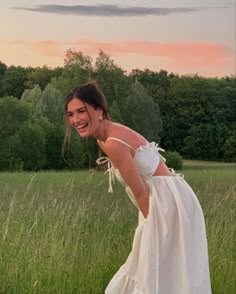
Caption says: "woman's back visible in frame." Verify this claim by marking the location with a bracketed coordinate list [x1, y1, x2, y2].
[99, 122, 172, 177]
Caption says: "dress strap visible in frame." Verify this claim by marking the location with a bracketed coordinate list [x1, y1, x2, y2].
[96, 157, 115, 193]
[106, 137, 136, 152]
[169, 168, 184, 178]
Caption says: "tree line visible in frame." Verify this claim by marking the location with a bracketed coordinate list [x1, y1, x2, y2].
[0, 49, 235, 171]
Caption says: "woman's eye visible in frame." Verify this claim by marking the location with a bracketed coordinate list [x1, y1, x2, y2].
[78, 109, 86, 114]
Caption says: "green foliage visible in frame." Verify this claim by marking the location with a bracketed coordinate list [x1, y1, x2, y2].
[52, 49, 93, 96]
[164, 151, 183, 170]
[0, 66, 30, 98]
[0, 117, 47, 171]
[17, 121, 46, 170]
[63, 129, 97, 169]
[109, 100, 123, 123]
[38, 118, 67, 170]
[93, 50, 131, 106]
[25, 65, 63, 90]
[124, 81, 162, 141]
[0, 96, 31, 140]
[222, 134, 236, 162]
[0, 96, 32, 170]
[41, 84, 64, 123]
[21, 85, 43, 118]
[21, 84, 64, 124]
[0, 133, 23, 171]
[135, 73, 236, 159]
[0, 51, 235, 171]
[0, 61, 7, 97]
[64, 49, 93, 69]
[0, 61, 7, 78]
[130, 69, 171, 103]
[183, 123, 229, 160]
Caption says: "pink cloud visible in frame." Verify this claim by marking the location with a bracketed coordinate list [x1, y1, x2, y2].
[76, 39, 230, 57]
[1, 39, 65, 57]
[0, 38, 234, 76]
[2, 37, 231, 59]
[27, 40, 64, 56]
[72, 39, 235, 75]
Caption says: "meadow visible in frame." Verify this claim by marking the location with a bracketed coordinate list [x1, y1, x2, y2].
[0, 162, 235, 293]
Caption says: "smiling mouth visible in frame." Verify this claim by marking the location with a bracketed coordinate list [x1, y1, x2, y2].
[76, 123, 88, 131]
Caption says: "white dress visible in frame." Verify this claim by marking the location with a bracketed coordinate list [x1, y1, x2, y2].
[97, 138, 211, 294]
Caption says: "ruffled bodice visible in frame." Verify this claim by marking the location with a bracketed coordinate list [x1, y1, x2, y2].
[96, 141, 165, 196]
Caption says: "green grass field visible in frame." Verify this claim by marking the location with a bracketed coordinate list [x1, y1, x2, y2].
[0, 162, 235, 293]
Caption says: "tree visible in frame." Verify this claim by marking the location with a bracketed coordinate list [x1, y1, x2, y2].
[0, 96, 31, 140]
[0, 96, 32, 170]
[183, 123, 229, 160]
[0, 61, 8, 97]
[17, 121, 46, 170]
[130, 69, 171, 102]
[21, 85, 43, 119]
[124, 81, 162, 142]
[222, 135, 236, 162]
[62, 129, 94, 169]
[52, 49, 93, 96]
[109, 100, 123, 123]
[25, 65, 63, 90]
[38, 118, 66, 169]
[0, 132, 23, 171]
[41, 84, 64, 123]
[21, 84, 64, 124]
[0, 61, 7, 78]
[1, 66, 30, 98]
[93, 50, 131, 107]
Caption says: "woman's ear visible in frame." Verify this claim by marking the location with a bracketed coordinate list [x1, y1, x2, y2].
[97, 107, 104, 119]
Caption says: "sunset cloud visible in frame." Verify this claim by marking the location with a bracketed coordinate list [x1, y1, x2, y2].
[1, 39, 65, 57]
[74, 39, 231, 58]
[0, 38, 234, 76]
[2, 38, 231, 59]
[73, 39, 234, 72]
[12, 4, 202, 17]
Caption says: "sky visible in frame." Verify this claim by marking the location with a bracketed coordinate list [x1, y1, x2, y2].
[0, 0, 235, 77]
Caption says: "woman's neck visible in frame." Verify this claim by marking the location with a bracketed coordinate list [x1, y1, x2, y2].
[93, 120, 111, 142]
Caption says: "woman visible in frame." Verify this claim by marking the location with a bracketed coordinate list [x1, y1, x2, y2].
[64, 82, 212, 294]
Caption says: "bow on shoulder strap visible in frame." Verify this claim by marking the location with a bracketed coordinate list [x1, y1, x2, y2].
[151, 142, 184, 178]
[150, 142, 166, 162]
[96, 157, 115, 193]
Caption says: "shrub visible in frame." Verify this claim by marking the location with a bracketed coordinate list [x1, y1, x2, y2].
[222, 135, 236, 162]
[164, 151, 183, 171]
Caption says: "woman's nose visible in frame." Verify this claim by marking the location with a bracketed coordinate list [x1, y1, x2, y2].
[71, 113, 80, 125]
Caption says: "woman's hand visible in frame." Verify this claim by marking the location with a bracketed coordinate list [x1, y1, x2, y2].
[135, 187, 150, 218]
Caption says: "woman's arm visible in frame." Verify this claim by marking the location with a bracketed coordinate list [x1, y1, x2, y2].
[104, 139, 150, 218]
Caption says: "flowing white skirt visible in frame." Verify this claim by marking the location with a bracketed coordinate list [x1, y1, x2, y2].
[105, 176, 212, 294]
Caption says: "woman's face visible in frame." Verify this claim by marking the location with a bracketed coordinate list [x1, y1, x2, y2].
[67, 97, 102, 138]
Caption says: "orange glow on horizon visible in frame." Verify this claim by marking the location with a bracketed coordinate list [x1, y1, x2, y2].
[0, 38, 235, 77]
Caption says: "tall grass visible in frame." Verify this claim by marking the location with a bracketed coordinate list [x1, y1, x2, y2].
[0, 164, 235, 293]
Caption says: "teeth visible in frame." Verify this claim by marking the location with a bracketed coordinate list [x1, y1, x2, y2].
[77, 124, 87, 129]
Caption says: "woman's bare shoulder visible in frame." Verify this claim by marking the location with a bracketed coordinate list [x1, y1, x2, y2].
[106, 122, 147, 148]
